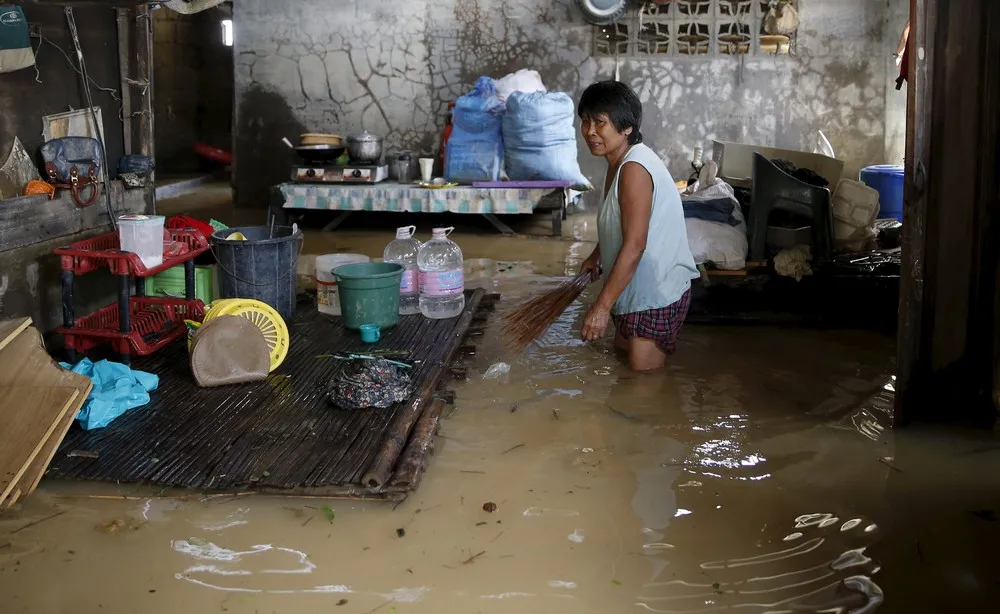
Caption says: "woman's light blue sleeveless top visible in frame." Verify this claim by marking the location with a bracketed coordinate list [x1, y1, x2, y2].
[597, 143, 699, 315]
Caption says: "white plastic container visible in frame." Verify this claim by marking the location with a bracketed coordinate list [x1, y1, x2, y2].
[118, 214, 165, 268]
[832, 179, 881, 243]
[383, 226, 423, 315]
[417, 227, 465, 319]
[315, 253, 369, 316]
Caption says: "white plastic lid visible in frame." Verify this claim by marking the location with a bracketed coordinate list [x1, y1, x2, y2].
[431, 226, 454, 239]
[395, 225, 416, 240]
[118, 214, 165, 224]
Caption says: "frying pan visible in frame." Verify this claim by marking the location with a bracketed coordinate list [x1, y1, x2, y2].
[294, 144, 347, 164]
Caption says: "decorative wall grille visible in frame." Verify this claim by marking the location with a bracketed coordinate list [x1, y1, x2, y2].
[594, 1, 798, 59]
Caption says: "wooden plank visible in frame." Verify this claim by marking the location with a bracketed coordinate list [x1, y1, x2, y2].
[0, 318, 32, 352]
[0, 185, 128, 253]
[0, 327, 92, 392]
[0, 386, 80, 505]
[18, 390, 89, 499]
[0, 326, 92, 506]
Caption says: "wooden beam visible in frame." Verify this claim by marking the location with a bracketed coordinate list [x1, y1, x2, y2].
[897, 0, 1000, 423]
[134, 4, 155, 213]
[115, 7, 133, 155]
[135, 4, 154, 187]
[896, 0, 932, 426]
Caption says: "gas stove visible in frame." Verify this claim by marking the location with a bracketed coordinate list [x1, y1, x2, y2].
[291, 163, 389, 184]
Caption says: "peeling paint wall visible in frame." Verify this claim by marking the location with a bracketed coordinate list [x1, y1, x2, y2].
[233, 0, 908, 208]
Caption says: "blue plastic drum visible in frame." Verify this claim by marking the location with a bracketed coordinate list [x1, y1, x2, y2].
[860, 165, 905, 222]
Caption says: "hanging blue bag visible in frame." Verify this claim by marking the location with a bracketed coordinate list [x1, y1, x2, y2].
[444, 76, 505, 184]
[0, 5, 34, 74]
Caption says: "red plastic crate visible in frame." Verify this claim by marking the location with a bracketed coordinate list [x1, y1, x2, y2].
[58, 297, 205, 357]
[54, 228, 210, 277]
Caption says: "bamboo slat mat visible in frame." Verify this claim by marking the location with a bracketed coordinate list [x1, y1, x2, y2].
[47, 291, 490, 497]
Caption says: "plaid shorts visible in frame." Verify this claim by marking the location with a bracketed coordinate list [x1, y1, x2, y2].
[612, 290, 692, 354]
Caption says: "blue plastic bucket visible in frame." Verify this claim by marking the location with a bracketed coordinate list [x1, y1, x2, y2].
[859, 165, 905, 222]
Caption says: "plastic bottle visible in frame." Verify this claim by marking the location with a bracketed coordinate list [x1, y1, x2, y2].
[417, 227, 465, 319]
[383, 225, 423, 315]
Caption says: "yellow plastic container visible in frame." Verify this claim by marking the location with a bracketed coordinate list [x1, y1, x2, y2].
[203, 298, 289, 372]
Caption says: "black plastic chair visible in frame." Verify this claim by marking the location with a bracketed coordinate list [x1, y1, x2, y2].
[748, 153, 834, 262]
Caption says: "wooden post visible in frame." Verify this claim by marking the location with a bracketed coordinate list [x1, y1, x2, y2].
[895, 0, 933, 426]
[115, 8, 133, 155]
[135, 4, 155, 211]
[896, 0, 1000, 423]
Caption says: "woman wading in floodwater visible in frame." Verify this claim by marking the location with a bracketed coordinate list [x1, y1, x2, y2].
[578, 80, 699, 371]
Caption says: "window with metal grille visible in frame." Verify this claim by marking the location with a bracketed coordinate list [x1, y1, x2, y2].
[593, 1, 798, 59]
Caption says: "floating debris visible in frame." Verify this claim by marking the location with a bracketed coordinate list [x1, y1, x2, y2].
[483, 502, 498, 513]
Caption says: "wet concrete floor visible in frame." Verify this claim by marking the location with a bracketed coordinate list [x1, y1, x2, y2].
[2, 190, 999, 613]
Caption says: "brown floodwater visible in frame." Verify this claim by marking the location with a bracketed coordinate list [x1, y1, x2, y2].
[3, 199, 999, 613]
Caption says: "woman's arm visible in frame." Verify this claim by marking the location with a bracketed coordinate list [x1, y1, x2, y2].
[580, 244, 601, 281]
[595, 162, 652, 310]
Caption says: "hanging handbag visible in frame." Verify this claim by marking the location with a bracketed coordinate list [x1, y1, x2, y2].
[40, 136, 104, 207]
[118, 154, 155, 189]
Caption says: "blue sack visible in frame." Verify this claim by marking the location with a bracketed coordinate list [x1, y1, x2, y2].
[502, 91, 592, 189]
[59, 358, 159, 430]
[445, 76, 505, 184]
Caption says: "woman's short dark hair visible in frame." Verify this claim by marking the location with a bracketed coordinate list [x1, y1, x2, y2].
[578, 80, 643, 145]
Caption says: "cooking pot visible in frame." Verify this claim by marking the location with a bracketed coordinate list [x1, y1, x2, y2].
[346, 130, 383, 164]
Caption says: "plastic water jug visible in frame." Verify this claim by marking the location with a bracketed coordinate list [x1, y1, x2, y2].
[417, 227, 465, 319]
[383, 225, 422, 315]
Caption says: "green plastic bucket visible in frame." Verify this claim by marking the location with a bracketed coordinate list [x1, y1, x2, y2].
[333, 262, 404, 330]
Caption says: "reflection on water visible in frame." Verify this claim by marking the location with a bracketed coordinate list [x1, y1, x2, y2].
[2, 229, 999, 613]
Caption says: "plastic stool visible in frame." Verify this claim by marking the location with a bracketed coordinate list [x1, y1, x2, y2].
[748, 153, 834, 262]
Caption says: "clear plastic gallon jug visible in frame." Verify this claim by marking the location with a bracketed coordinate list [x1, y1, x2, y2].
[383, 225, 422, 315]
[417, 227, 465, 319]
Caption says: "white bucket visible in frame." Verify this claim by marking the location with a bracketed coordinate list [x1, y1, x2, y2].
[315, 253, 369, 316]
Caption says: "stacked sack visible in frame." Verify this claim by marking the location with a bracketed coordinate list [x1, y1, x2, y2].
[445, 72, 591, 190]
[503, 91, 591, 189]
[444, 76, 506, 184]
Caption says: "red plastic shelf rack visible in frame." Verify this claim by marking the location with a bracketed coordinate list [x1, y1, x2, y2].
[55, 228, 209, 363]
[58, 297, 205, 357]
[54, 228, 210, 277]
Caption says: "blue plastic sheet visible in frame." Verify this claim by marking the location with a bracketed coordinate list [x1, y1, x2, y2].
[502, 91, 591, 188]
[445, 76, 505, 184]
[59, 358, 159, 430]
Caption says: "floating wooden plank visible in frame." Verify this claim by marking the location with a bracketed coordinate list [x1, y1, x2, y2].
[0, 386, 80, 505]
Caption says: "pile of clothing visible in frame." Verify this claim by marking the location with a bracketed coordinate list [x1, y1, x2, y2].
[681, 161, 748, 270]
[327, 357, 413, 410]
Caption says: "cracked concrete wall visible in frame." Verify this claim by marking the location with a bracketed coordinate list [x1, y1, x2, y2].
[233, 0, 907, 208]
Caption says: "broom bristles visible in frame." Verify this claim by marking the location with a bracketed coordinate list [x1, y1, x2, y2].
[501, 272, 591, 352]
